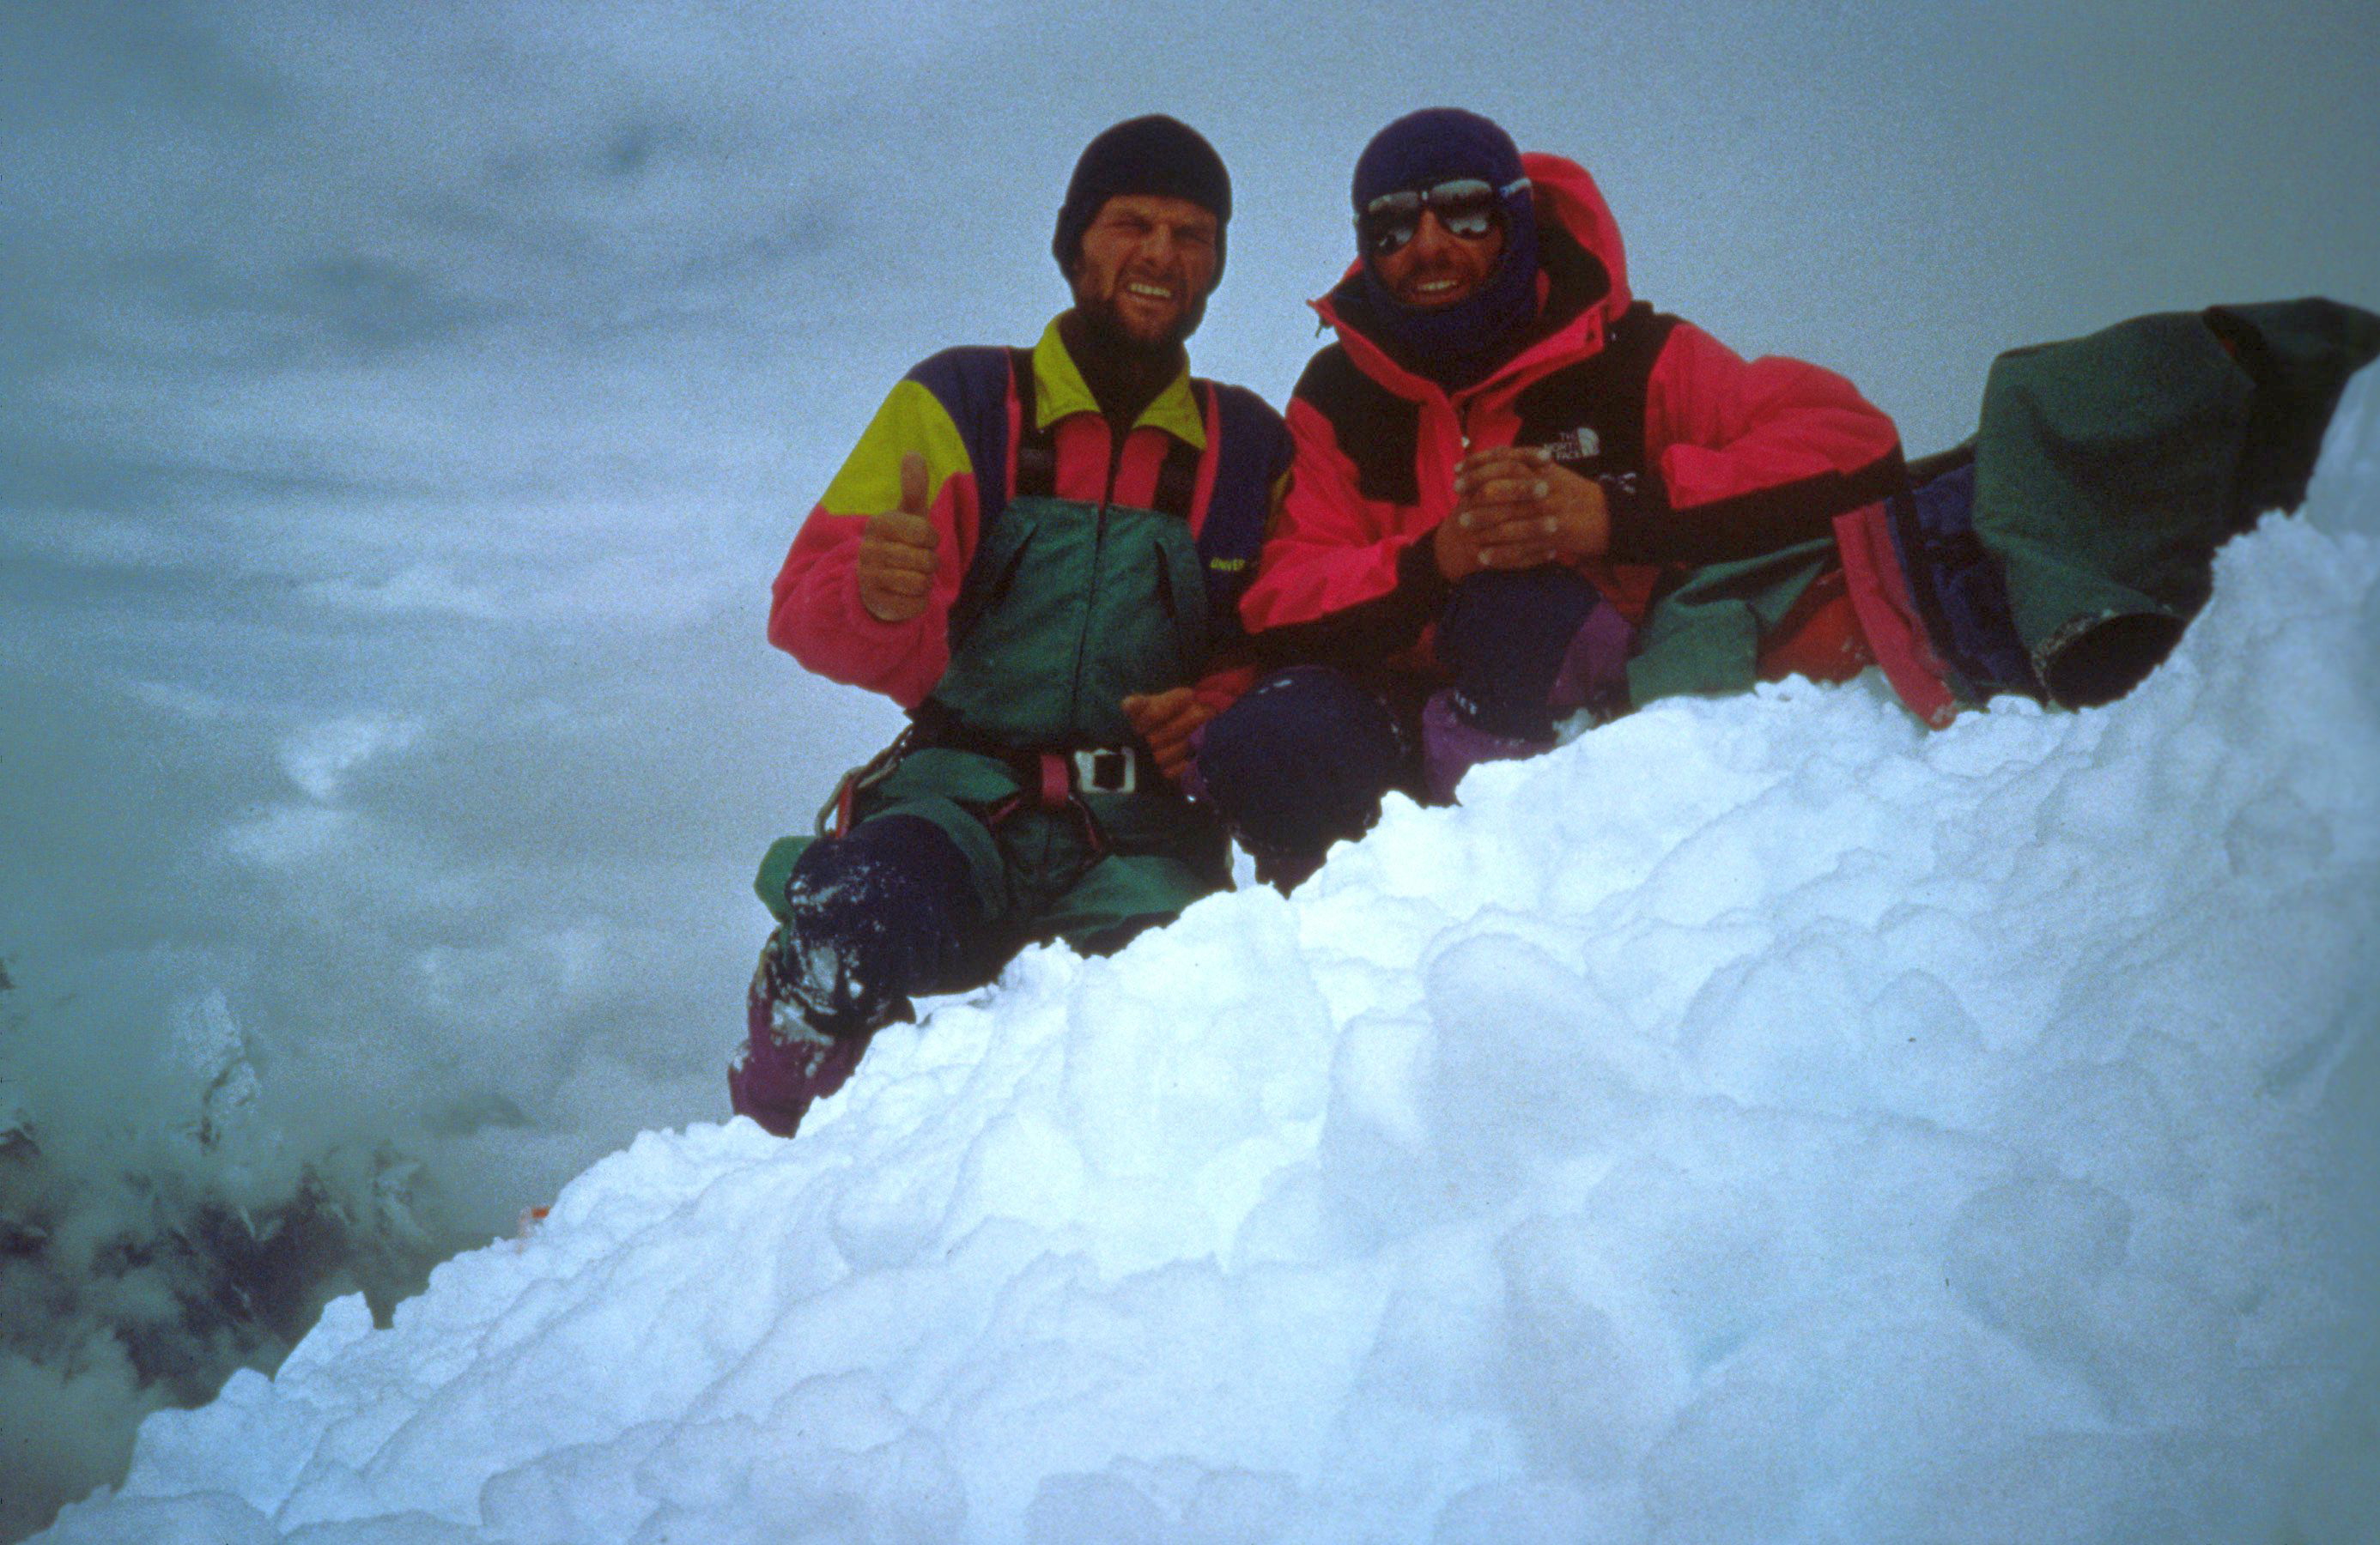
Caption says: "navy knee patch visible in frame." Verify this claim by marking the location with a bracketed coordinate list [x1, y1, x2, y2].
[1438, 568, 1604, 740]
[772, 814, 975, 1035]
[1194, 666, 1404, 863]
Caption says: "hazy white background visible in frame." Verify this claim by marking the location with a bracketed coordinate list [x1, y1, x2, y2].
[3, 1, 2376, 1537]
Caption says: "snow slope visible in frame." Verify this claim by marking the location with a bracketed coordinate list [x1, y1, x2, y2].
[39, 368, 2380, 1543]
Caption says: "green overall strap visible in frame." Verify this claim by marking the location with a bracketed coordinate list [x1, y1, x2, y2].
[917, 350, 1217, 747]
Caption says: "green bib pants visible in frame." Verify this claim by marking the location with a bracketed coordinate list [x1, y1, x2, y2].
[759, 492, 1231, 975]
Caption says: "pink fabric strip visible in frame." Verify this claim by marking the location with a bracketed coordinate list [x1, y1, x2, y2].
[1833, 501, 1962, 729]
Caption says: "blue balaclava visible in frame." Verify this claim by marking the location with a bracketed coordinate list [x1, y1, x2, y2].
[1350, 108, 1539, 387]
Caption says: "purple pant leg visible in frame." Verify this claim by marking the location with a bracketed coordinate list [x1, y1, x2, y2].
[1549, 597, 1635, 715]
[1419, 688, 1551, 803]
[1421, 569, 1636, 802]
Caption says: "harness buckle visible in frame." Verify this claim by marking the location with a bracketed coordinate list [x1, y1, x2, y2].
[1072, 747, 1137, 795]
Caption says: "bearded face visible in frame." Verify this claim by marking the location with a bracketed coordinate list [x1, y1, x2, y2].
[1069, 193, 1219, 354]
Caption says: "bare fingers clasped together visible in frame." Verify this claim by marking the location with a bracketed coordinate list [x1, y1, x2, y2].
[1435, 445, 1611, 581]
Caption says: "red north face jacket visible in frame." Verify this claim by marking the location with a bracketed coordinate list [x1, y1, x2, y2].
[1239, 152, 1903, 684]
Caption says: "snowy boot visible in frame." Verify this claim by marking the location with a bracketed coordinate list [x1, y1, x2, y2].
[728, 814, 975, 1137]
[730, 946, 877, 1137]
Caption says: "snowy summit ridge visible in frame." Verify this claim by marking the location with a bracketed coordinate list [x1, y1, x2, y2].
[40, 369, 2380, 1542]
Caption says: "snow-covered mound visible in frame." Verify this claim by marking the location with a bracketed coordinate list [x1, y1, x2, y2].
[41, 371, 2380, 1543]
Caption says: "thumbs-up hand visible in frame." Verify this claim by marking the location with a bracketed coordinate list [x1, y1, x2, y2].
[857, 452, 940, 622]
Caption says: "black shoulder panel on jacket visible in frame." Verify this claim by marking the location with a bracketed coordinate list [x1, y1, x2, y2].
[1199, 382, 1288, 560]
[1509, 302, 1679, 481]
[1293, 344, 1422, 507]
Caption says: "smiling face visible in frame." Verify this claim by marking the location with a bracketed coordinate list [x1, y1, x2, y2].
[1374, 208, 1506, 310]
[1071, 193, 1220, 350]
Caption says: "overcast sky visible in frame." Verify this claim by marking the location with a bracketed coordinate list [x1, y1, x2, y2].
[1, 0, 2376, 1535]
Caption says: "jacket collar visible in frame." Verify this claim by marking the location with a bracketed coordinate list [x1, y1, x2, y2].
[1032, 318, 1207, 449]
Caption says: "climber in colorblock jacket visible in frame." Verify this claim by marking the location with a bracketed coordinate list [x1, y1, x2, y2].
[1195, 113, 2380, 891]
[1192, 107, 1903, 883]
[738, 116, 1292, 1137]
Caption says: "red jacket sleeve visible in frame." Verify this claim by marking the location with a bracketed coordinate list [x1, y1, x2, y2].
[1612, 323, 1903, 563]
[1236, 396, 1452, 660]
[767, 378, 982, 708]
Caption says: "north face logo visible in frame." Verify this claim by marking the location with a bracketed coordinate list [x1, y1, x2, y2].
[1541, 425, 1602, 464]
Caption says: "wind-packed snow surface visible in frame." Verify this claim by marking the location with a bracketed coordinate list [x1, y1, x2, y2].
[41, 373, 2380, 1543]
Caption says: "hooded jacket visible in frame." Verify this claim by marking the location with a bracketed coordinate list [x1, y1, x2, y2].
[1240, 153, 1904, 680]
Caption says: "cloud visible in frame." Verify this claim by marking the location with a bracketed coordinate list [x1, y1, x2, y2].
[276, 715, 425, 803]
[222, 803, 354, 867]
[299, 565, 508, 620]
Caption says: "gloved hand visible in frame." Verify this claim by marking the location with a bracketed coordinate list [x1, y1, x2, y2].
[856, 452, 939, 622]
[1120, 687, 1213, 783]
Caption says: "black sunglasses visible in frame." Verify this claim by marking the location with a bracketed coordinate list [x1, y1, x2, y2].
[1357, 176, 1530, 257]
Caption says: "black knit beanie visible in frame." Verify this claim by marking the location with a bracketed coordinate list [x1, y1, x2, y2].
[1053, 116, 1232, 290]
